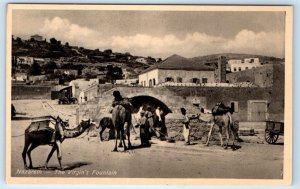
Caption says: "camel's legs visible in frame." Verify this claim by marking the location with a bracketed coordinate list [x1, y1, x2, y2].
[22, 138, 31, 169]
[126, 125, 132, 149]
[99, 126, 105, 141]
[27, 143, 39, 168]
[118, 133, 123, 147]
[55, 141, 63, 170]
[120, 128, 128, 151]
[224, 126, 230, 149]
[230, 129, 236, 151]
[124, 122, 131, 149]
[205, 123, 214, 146]
[113, 129, 118, 152]
[44, 145, 57, 169]
[218, 126, 224, 147]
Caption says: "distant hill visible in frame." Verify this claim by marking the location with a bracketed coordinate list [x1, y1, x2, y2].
[11, 36, 161, 68]
[190, 53, 284, 64]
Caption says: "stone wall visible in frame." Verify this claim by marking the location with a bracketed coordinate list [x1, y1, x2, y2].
[78, 80, 283, 126]
[12, 85, 52, 100]
[226, 64, 282, 87]
[167, 86, 283, 121]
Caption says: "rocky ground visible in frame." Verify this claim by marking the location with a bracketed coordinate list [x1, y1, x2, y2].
[10, 100, 284, 179]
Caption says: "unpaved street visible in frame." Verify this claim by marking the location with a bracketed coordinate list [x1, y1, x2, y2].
[10, 100, 284, 179]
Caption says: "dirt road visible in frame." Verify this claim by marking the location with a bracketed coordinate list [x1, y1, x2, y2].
[10, 100, 284, 179]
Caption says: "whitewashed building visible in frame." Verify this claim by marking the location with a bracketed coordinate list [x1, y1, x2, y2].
[69, 79, 99, 99]
[30, 34, 43, 41]
[135, 57, 148, 64]
[228, 58, 262, 72]
[17, 56, 34, 65]
[115, 78, 139, 86]
[138, 54, 215, 87]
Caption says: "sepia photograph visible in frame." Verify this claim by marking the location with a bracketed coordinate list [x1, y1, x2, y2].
[6, 4, 292, 185]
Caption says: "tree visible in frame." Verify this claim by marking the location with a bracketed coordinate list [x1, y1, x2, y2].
[113, 66, 123, 79]
[106, 65, 114, 83]
[84, 72, 97, 80]
[61, 63, 74, 70]
[43, 61, 57, 74]
[43, 61, 57, 69]
[104, 49, 112, 55]
[50, 38, 58, 45]
[49, 38, 63, 52]
[19, 64, 30, 70]
[106, 65, 123, 83]
[16, 37, 22, 44]
[28, 62, 42, 75]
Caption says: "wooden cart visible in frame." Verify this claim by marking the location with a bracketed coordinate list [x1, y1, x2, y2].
[265, 120, 284, 144]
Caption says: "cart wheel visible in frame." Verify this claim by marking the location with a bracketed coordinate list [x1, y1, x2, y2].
[265, 131, 279, 144]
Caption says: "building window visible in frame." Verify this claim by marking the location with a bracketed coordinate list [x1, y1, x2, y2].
[238, 67, 242, 71]
[202, 78, 208, 83]
[149, 79, 152, 87]
[143, 81, 146, 86]
[165, 77, 174, 82]
[177, 77, 182, 83]
[230, 101, 239, 113]
[153, 79, 156, 86]
[233, 68, 237, 72]
[245, 67, 248, 69]
[191, 78, 200, 84]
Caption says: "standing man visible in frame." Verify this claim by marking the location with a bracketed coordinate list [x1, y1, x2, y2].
[112, 90, 132, 111]
[180, 108, 190, 145]
[137, 110, 150, 147]
[155, 107, 167, 140]
[145, 106, 159, 138]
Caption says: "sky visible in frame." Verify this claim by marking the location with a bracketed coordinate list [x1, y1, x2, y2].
[12, 10, 285, 59]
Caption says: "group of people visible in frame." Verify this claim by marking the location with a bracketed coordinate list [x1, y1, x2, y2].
[136, 105, 167, 147]
[111, 90, 236, 147]
[112, 90, 167, 147]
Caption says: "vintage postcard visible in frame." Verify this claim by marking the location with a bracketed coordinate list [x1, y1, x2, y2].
[6, 4, 292, 185]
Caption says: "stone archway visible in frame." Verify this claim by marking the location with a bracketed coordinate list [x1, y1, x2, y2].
[130, 95, 172, 114]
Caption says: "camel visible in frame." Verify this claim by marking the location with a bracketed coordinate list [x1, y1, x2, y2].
[205, 112, 237, 150]
[22, 117, 94, 170]
[111, 105, 132, 152]
[98, 117, 114, 141]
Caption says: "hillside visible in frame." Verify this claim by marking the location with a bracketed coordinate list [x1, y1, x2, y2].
[190, 53, 284, 64]
[11, 36, 161, 68]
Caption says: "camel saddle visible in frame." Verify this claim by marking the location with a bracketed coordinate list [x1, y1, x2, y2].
[27, 116, 56, 133]
[211, 103, 232, 116]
